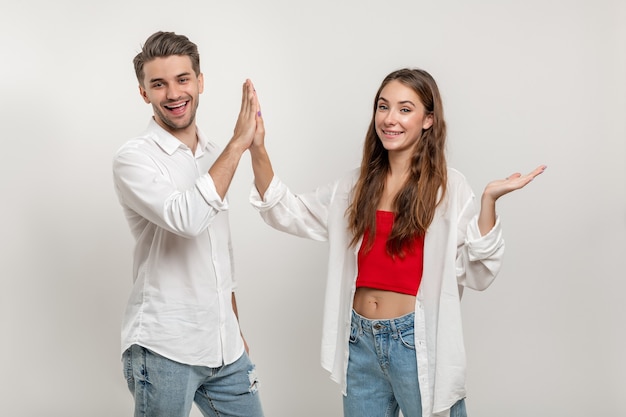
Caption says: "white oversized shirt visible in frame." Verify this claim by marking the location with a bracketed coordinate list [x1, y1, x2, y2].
[250, 168, 504, 417]
[113, 118, 244, 367]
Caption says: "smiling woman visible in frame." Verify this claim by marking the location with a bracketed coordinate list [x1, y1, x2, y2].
[374, 81, 434, 158]
[247, 68, 545, 417]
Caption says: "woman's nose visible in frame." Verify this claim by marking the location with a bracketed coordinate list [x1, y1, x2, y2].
[384, 111, 397, 125]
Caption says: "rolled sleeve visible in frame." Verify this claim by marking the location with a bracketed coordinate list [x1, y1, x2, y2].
[197, 173, 229, 211]
[249, 176, 285, 210]
[465, 216, 504, 262]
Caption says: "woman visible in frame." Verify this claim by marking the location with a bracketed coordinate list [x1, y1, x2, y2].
[248, 68, 545, 417]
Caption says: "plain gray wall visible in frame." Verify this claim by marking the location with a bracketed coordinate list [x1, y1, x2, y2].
[1, 0, 624, 416]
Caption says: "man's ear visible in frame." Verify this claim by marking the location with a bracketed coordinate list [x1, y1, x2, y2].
[197, 73, 204, 94]
[139, 85, 150, 104]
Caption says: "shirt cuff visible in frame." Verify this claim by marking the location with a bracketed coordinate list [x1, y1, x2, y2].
[465, 216, 504, 261]
[249, 176, 284, 209]
[196, 173, 229, 211]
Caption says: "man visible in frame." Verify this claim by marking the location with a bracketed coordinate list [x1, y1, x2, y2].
[112, 31, 264, 417]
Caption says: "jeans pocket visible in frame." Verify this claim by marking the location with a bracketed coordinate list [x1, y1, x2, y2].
[349, 321, 360, 344]
[398, 328, 416, 350]
[121, 347, 135, 390]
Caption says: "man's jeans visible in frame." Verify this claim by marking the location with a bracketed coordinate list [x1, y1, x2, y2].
[122, 344, 264, 417]
[344, 310, 467, 417]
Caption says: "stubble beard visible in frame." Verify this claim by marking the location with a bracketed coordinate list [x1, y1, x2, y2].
[153, 99, 199, 132]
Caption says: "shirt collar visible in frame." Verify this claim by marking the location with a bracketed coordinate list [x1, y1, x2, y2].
[146, 117, 207, 156]
[145, 117, 218, 158]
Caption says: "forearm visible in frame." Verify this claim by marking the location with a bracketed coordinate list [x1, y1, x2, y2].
[250, 145, 274, 199]
[209, 140, 248, 200]
[477, 193, 497, 236]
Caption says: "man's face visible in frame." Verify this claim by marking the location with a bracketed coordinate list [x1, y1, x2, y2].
[139, 55, 204, 135]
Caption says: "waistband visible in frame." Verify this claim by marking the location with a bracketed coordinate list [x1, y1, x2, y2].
[351, 309, 415, 334]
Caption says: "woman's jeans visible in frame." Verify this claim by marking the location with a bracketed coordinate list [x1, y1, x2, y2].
[344, 310, 467, 417]
[122, 344, 264, 417]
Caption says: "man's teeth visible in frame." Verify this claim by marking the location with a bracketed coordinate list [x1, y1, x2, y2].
[166, 102, 186, 109]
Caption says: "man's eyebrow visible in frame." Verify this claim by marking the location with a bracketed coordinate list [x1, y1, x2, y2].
[148, 72, 192, 84]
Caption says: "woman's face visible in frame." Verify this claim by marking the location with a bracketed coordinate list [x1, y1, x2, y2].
[374, 80, 433, 156]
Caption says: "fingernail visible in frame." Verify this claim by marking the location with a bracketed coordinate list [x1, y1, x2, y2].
[257, 111, 262, 117]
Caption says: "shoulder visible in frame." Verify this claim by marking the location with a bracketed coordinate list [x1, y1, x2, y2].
[334, 167, 360, 192]
[342, 167, 360, 183]
[446, 167, 468, 184]
[113, 134, 157, 161]
[446, 167, 473, 190]
[443, 167, 476, 204]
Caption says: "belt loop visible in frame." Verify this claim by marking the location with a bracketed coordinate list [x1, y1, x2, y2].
[353, 310, 363, 334]
[390, 318, 399, 339]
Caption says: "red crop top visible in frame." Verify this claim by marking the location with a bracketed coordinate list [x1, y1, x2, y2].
[356, 210, 424, 296]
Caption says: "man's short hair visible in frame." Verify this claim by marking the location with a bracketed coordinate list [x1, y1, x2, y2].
[133, 31, 200, 86]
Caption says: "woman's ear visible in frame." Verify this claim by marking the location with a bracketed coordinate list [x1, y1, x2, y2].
[423, 113, 434, 130]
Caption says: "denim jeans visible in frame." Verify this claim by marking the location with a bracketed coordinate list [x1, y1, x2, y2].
[344, 310, 467, 417]
[122, 344, 264, 417]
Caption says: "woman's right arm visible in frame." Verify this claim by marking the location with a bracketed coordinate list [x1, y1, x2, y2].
[248, 93, 334, 241]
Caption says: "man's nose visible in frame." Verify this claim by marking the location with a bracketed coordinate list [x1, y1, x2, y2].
[166, 84, 183, 100]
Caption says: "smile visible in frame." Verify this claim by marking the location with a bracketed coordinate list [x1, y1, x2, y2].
[164, 101, 188, 110]
[382, 130, 403, 136]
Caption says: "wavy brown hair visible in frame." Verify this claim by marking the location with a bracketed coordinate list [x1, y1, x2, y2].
[348, 68, 448, 257]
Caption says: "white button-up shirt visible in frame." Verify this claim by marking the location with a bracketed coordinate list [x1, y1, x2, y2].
[250, 168, 504, 417]
[113, 118, 244, 367]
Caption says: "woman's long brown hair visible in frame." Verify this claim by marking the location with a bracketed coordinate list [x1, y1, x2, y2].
[348, 68, 448, 257]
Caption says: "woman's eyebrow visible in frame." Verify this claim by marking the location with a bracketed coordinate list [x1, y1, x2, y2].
[378, 96, 415, 106]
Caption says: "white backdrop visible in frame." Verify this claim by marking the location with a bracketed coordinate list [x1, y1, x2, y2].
[1, 1, 624, 416]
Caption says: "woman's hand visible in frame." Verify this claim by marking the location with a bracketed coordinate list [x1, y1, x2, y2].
[478, 165, 547, 235]
[251, 94, 265, 151]
[483, 165, 547, 203]
[247, 84, 274, 198]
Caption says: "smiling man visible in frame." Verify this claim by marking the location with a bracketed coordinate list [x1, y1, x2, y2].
[112, 31, 264, 417]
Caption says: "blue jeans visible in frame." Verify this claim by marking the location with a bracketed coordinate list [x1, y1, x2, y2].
[344, 310, 467, 417]
[122, 344, 264, 417]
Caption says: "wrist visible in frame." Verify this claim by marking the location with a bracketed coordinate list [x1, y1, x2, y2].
[480, 192, 496, 206]
[226, 136, 249, 155]
[249, 143, 267, 158]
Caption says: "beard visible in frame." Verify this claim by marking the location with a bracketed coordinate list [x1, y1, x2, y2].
[152, 97, 199, 132]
